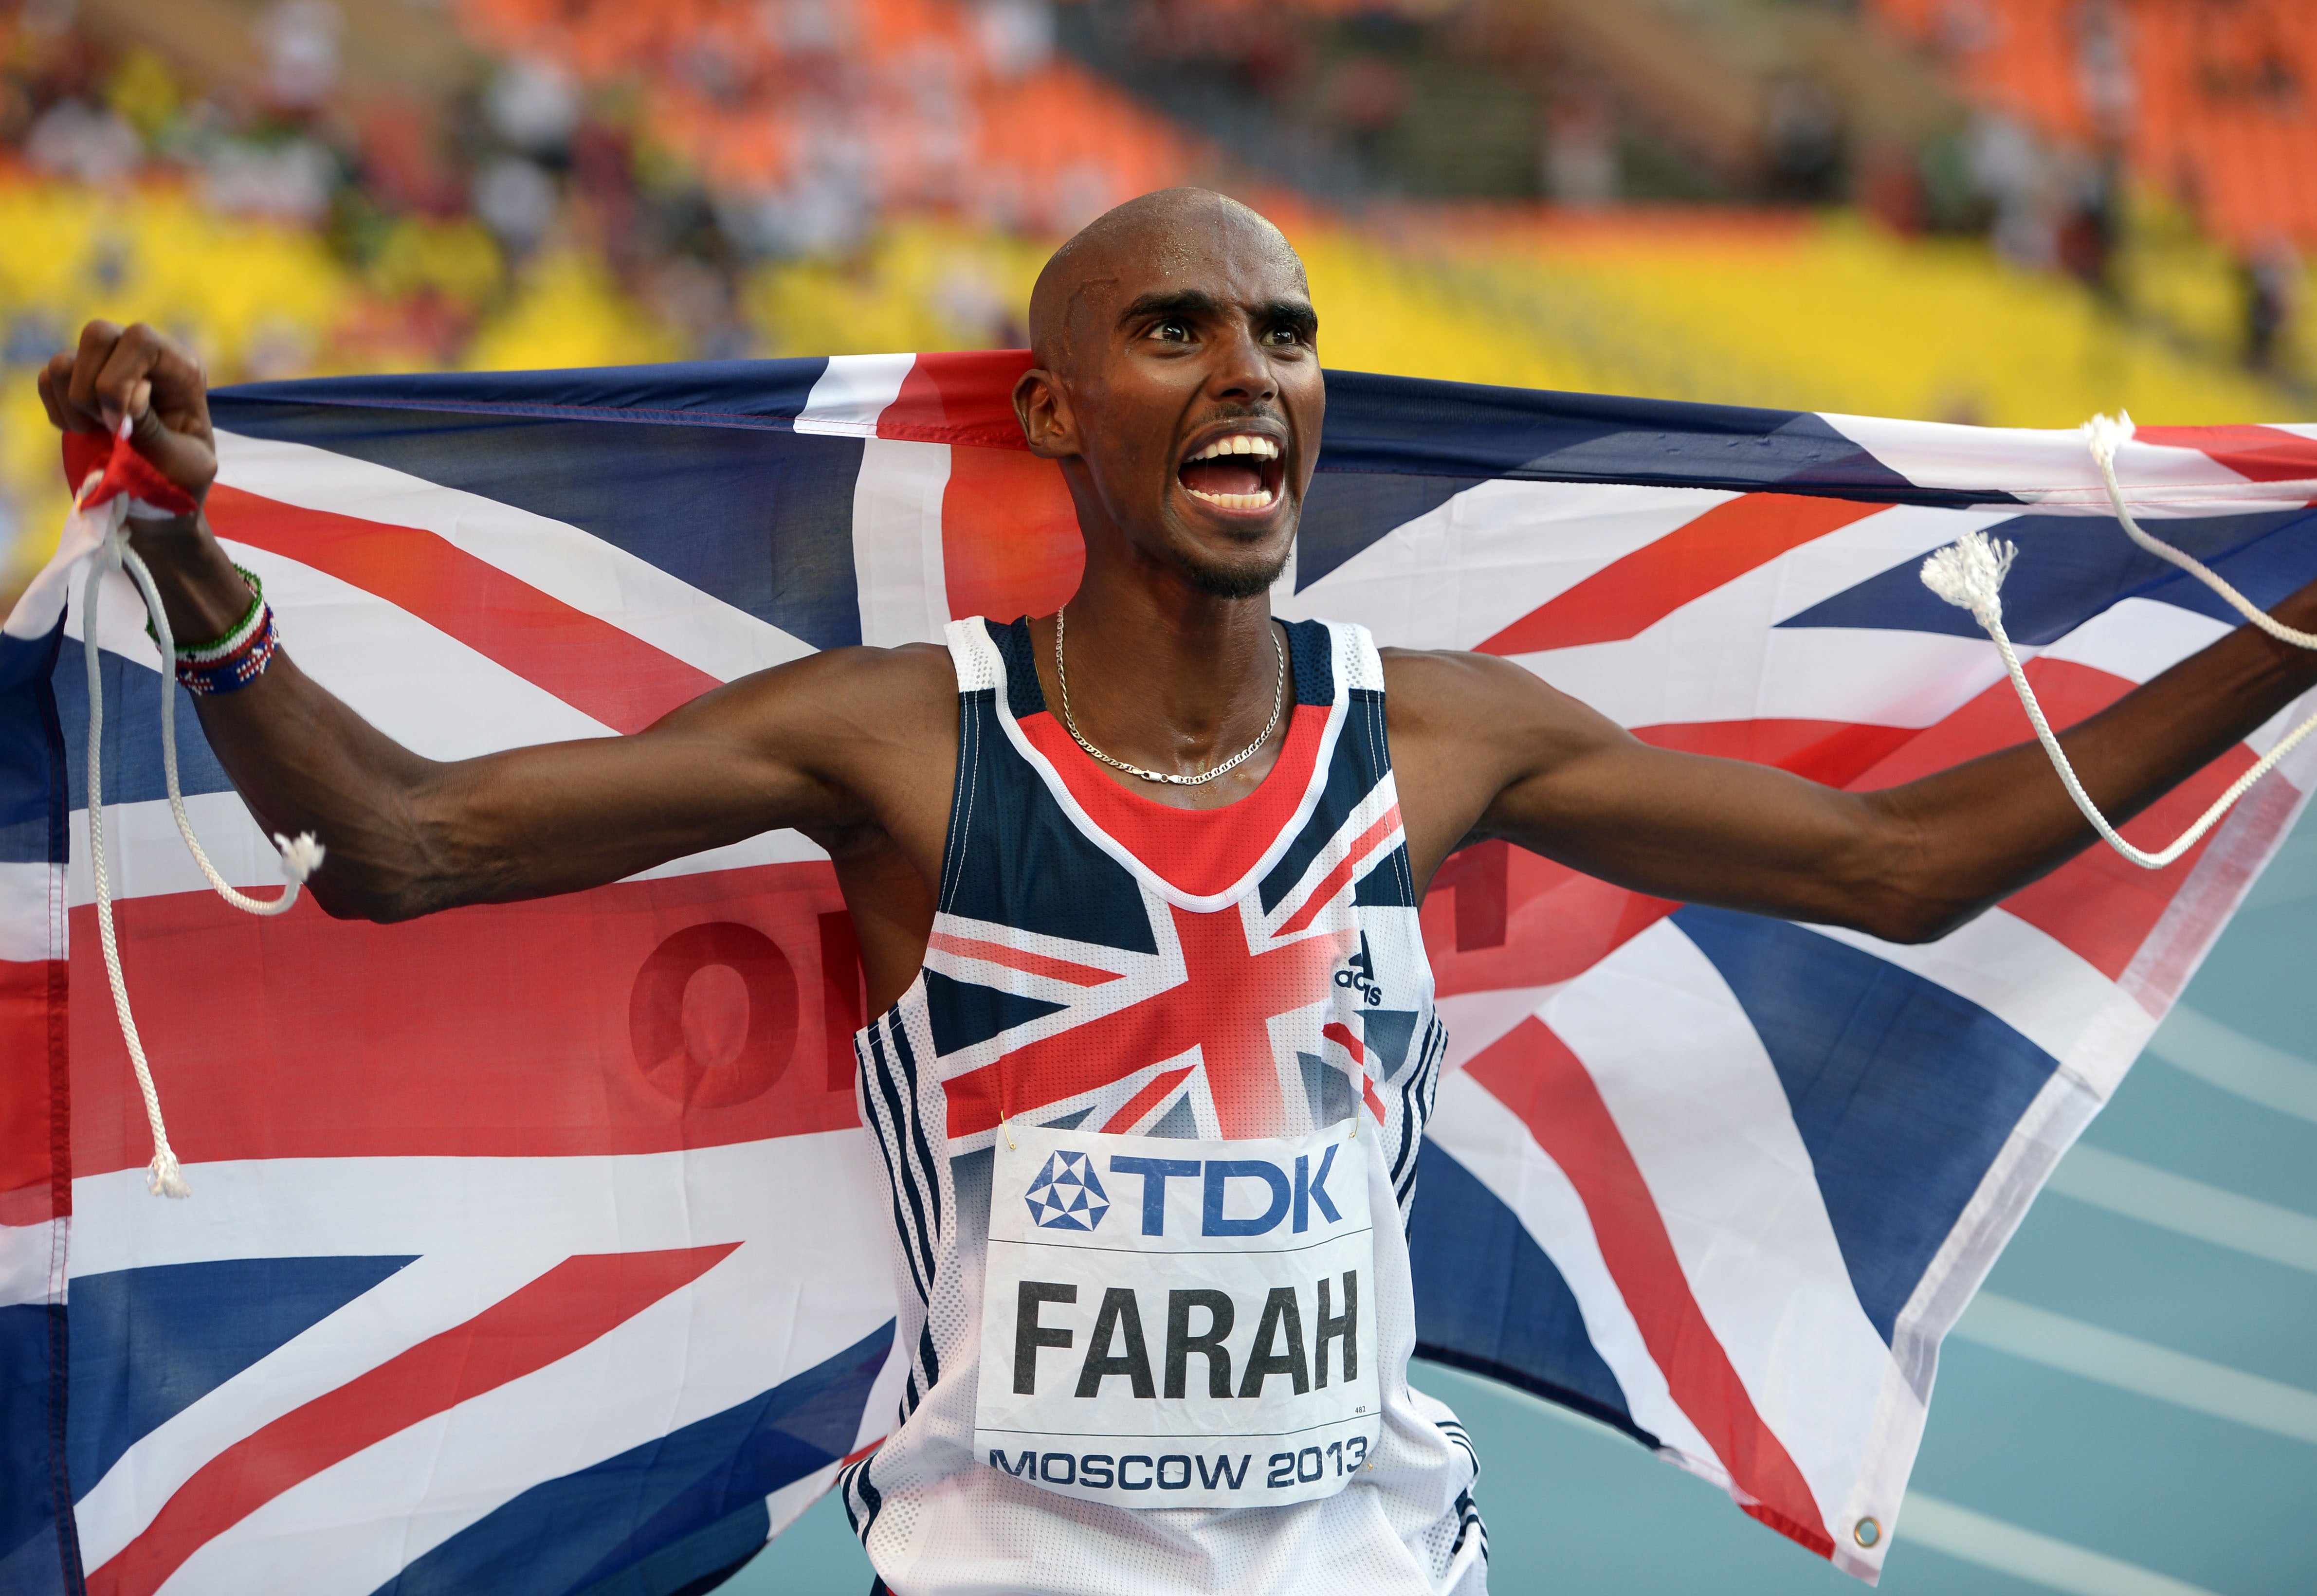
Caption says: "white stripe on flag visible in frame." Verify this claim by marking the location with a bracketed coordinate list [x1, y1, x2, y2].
[2034, 598, 2232, 696]
[0, 1218, 65, 1310]
[68, 792, 279, 907]
[222, 541, 617, 753]
[1541, 918, 1911, 1534]
[1818, 412, 2316, 514]
[0, 861, 62, 962]
[1425, 1070, 1725, 1474]
[214, 431, 812, 685]
[1278, 479, 1740, 649]
[1523, 623, 2005, 739]
[796, 353, 914, 437]
[851, 438, 953, 647]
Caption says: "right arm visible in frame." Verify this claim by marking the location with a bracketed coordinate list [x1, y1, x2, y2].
[42, 321, 946, 922]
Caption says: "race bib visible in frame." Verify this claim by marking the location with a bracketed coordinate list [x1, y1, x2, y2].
[975, 1120, 1380, 1509]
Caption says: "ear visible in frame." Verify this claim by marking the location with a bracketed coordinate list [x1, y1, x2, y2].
[1012, 366, 1079, 460]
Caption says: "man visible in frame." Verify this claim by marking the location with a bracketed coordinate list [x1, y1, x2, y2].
[40, 188, 2317, 1595]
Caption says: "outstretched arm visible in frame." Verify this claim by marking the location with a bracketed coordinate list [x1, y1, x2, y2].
[41, 321, 951, 923]
[1389, 576, 2317, 944]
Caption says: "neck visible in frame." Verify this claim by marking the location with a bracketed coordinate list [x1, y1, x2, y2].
[1048, 548, 1287, 784]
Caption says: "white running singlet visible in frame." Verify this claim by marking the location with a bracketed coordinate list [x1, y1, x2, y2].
[839, 616, 1487, 1596]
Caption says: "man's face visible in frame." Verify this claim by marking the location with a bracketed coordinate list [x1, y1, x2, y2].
[1018, 211, 1324, 599]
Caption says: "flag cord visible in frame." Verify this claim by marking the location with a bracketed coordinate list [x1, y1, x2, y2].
[1919, 416, 2317, 872]
[80, 496, 322, 1197]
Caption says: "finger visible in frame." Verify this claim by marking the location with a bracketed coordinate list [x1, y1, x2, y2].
[91, 323, 167, 436]
[65, 320, 124, 428]
[39, 354, 100, 432]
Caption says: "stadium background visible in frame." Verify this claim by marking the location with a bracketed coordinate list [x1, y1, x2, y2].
[2, 1, 2310, 1591]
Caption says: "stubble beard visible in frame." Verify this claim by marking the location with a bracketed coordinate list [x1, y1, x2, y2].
[1172, 517, 1295, 601]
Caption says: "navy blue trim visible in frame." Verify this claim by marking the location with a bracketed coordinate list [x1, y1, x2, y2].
[862, 1024, 934, 1306]
[986, 617, 1047, 725]
[1283, 618, 1333, 707]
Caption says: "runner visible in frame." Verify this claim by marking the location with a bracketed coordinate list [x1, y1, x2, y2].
[39, 187, 2317, 1596]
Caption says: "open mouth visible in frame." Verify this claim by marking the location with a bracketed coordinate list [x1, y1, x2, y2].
[1177, 432, 1285, 512]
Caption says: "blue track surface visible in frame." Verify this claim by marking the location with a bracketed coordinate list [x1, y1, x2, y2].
[734, 808, 2317, 1596]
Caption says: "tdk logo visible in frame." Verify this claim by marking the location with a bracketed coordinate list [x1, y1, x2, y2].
[1025, 1151, 1111, 1231]
[1091, 1145, 1344, 1238]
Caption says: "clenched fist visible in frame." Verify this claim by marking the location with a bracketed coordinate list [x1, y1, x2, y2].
[36, 320, 219, 510]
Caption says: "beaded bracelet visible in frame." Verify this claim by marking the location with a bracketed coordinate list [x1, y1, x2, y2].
[176, 604, 278, 696]
[170, 568, 280, 696]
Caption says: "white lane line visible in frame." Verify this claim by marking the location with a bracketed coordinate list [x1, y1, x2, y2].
[1954, 1293, 2317, 1445]
[2144, 1003, 2317, 1126]
[2046, 1144, 2317, 1275]
[1900, 1493, 2224, 1596]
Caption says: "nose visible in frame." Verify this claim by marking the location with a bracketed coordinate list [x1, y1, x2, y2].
[1206, 318, 1278, 406]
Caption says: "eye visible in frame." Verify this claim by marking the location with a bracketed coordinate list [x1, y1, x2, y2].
[1150, 318, 1192, 343]
[1263, 326, 1301, 346]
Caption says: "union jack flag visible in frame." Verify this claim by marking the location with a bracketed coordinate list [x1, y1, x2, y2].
[4, 352, 2313, 1593]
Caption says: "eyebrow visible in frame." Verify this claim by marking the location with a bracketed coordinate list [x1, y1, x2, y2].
[1116, 289, 1318, 339]
[1118, 289, 1221, 326]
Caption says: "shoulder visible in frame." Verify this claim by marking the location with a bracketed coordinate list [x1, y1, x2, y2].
[1378, 645, 1562, 721]
[1376, 645, 1625, 764]
[666, 639, 958, 750]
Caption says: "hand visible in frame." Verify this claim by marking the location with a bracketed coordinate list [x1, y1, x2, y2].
[37, 320, 218, 508]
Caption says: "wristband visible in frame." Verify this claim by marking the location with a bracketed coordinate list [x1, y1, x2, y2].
[175, 596, 279, 696]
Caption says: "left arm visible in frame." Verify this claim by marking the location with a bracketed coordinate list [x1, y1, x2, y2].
[1386, 578, 2317, 944]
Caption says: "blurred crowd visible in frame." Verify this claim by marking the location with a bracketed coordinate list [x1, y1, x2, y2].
[0, 0, 2312, 595]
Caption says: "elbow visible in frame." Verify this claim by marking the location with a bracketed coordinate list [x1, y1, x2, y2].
[305, 876, 422, 925]
[1843, 883, 1986, 946]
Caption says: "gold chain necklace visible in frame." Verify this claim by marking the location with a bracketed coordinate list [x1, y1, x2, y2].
[1053, 605, 1285, 786]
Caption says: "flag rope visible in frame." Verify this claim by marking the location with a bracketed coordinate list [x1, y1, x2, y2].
[1920, 417, 2317, 871]
[79, 489, 321, 1197]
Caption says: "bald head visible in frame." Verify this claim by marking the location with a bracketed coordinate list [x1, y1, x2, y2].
[1029, 189, 1306, 372]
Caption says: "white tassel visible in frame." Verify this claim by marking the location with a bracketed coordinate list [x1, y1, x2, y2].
[1917, 530, 2016, 627]
[2080, 409, 2135, 472]
[81, 498, 323, 1199]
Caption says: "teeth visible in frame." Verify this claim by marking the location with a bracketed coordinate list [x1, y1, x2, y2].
[1186, 434, 1280, 462]
[1186, 487, 1278, 509]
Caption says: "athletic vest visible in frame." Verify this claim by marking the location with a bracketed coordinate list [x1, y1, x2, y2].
[839, 616, 1488, 1596]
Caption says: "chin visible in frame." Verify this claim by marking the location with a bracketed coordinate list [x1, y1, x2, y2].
[1173, 529, 1294, 599]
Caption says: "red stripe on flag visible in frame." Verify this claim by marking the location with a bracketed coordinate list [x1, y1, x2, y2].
[71, 862, 860, 1177]
[0, 955, 68, 1228]
[1478, 493, 1887, 654]
[878, 350, 1037, 450]
[2136, 423, 2317, 487]
[87, 1244, 738, 1596]
[206, 485, 722, 734]
[1276, 807, 1404, 937]
[1466, 1019, 1835, 1559]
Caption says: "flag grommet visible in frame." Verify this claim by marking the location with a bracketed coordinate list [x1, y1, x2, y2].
[1853, 1517, 1882, 1548]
